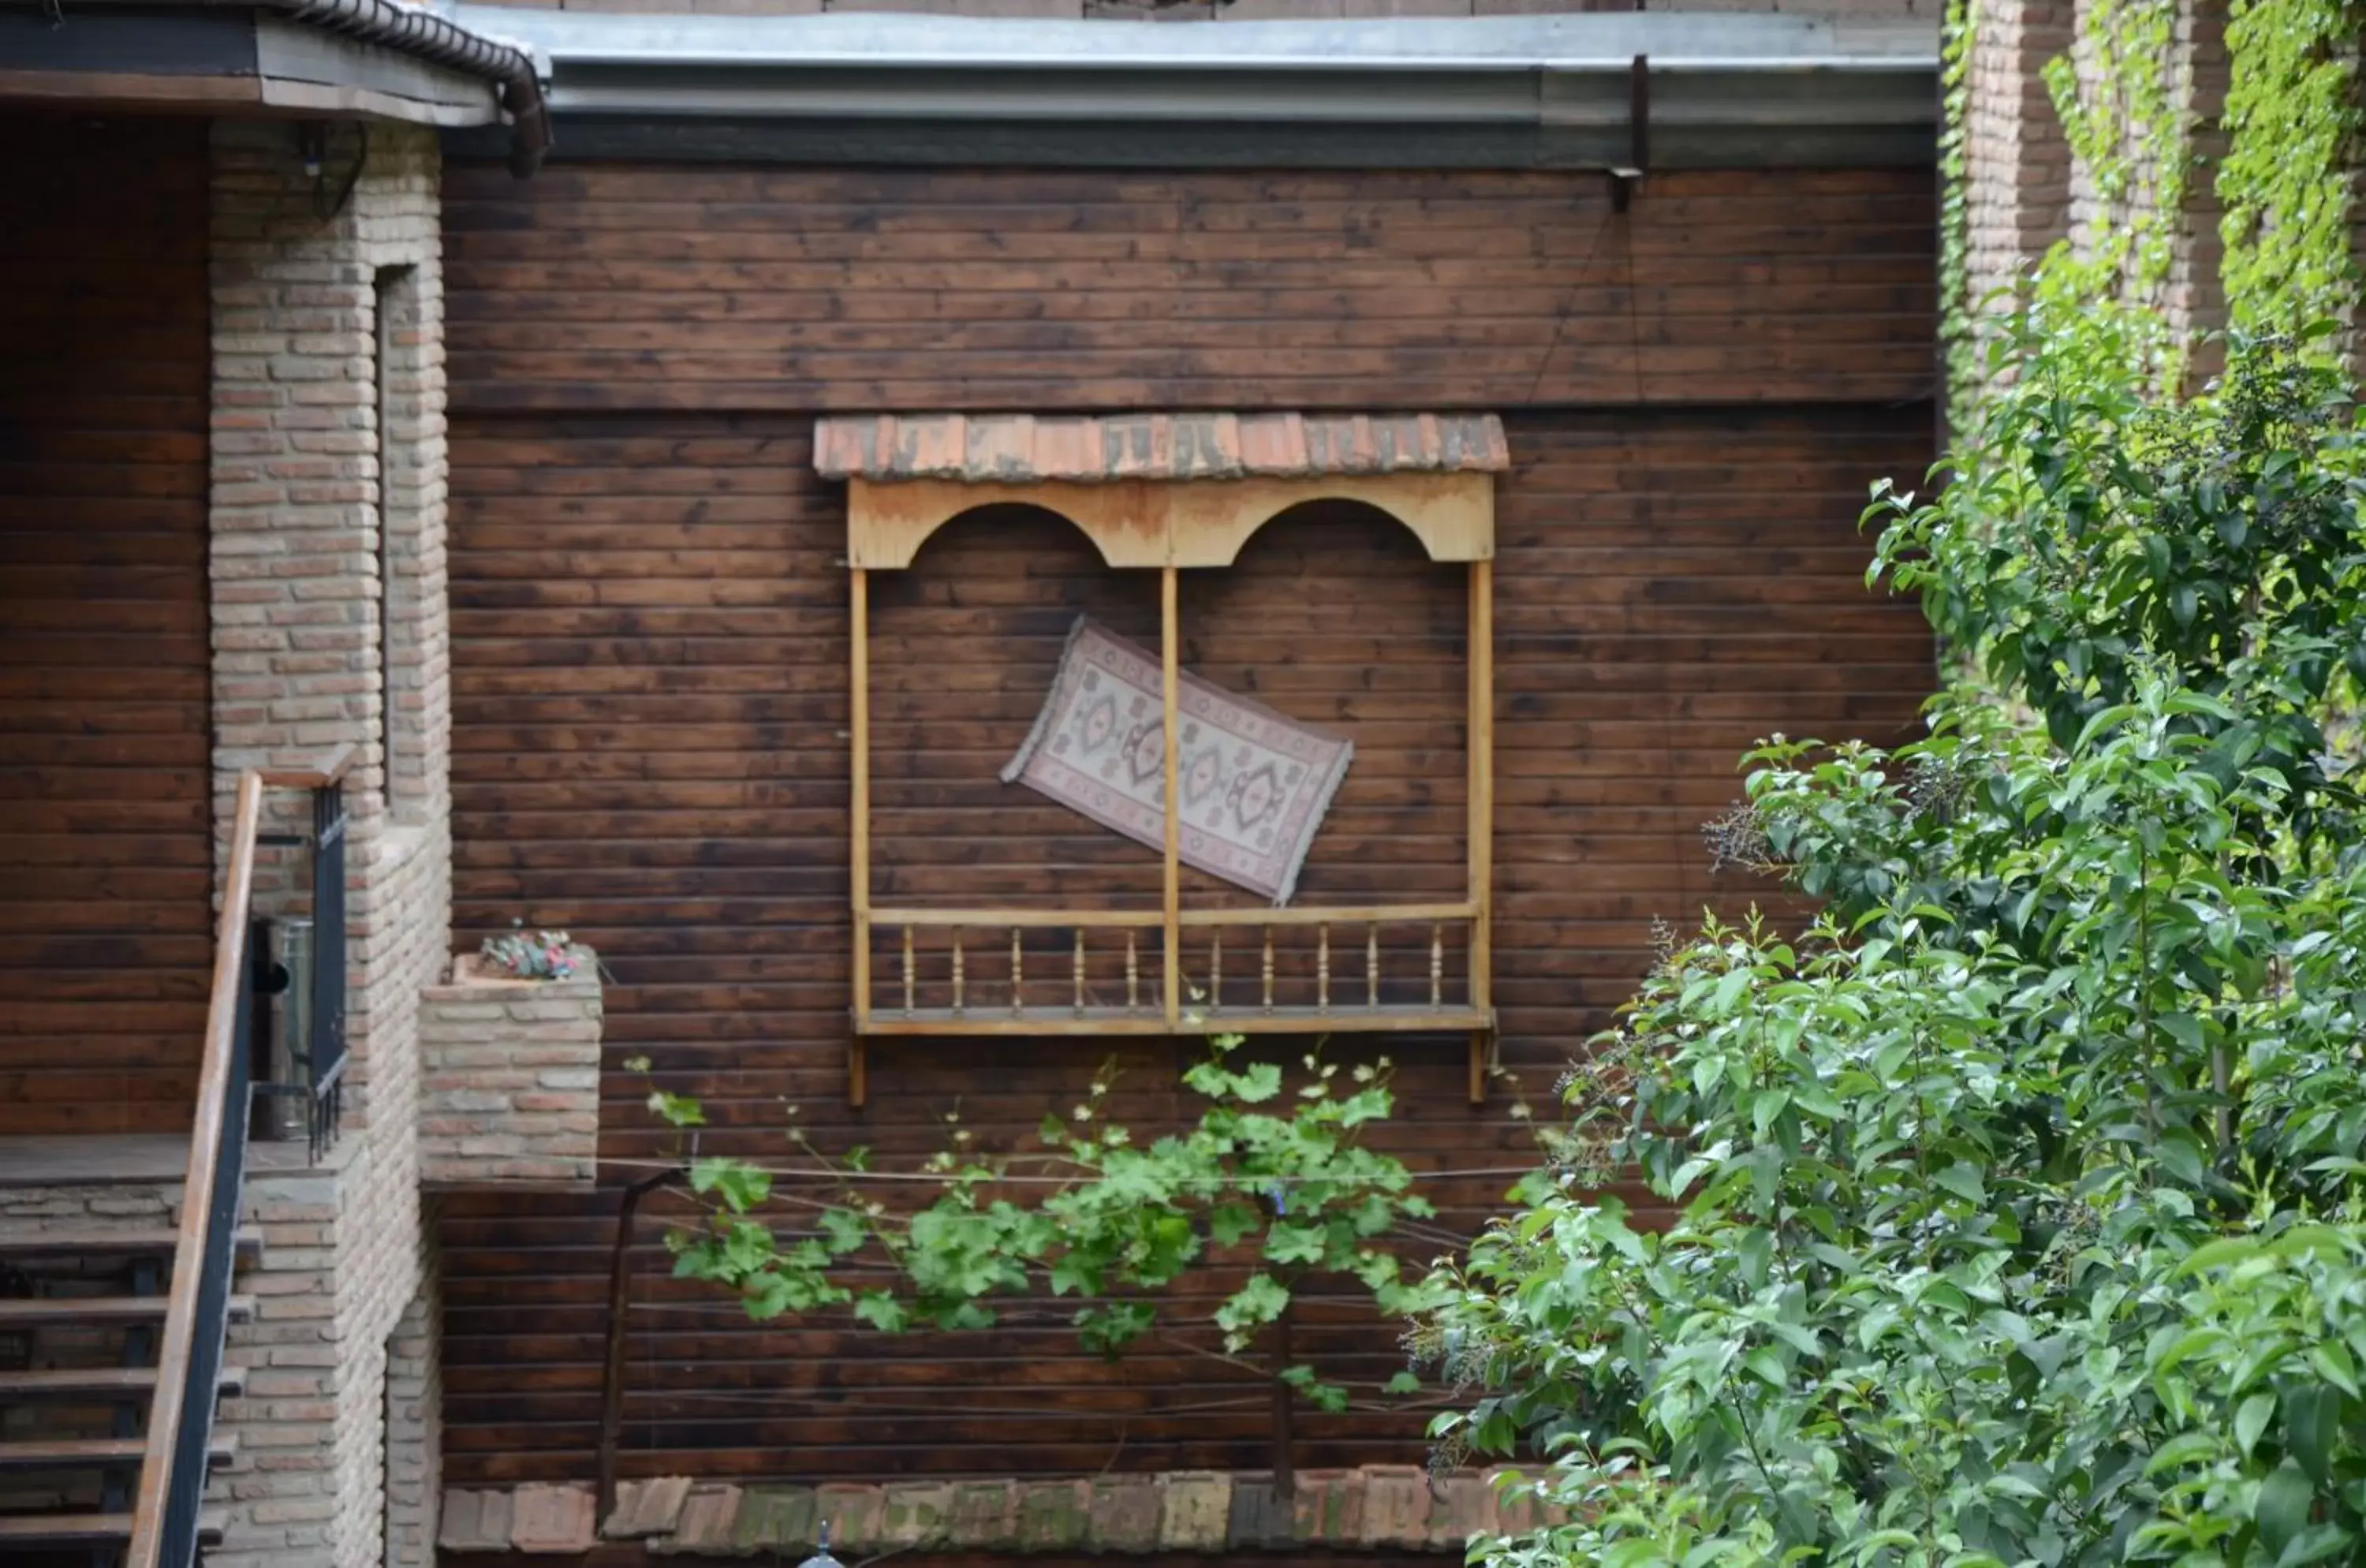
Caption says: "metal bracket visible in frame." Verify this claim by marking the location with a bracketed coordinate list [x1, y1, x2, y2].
[1610, 53, 1648, 213]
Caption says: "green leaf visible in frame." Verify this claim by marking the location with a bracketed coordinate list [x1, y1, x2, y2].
[2255, 1460, 2312, 1559]
[2235, 1391, 2276, 1459]
[2282, 1384, 2340, 1486]
[853, 1291, 907, 1332]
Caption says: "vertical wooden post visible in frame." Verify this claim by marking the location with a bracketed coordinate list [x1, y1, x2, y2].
[1467, 558, 1495, 1106]
[849, 566, 871, 1109]
[1161, 565, 1181, 1030]
[1073, 928, 1086, 1018]
[1317, 924, 1330, 1014]
[901, 926, 915, 1019]
[1010, 928, 1024, 1017]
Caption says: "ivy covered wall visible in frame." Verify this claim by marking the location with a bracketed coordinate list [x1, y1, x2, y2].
[1950, 0, 2363, 408]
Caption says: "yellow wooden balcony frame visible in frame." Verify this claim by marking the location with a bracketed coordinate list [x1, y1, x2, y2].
[842, 468, 1497, 1108]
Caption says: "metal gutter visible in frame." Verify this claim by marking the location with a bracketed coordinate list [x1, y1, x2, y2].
[274, 0, 548, 174]
[439, 8, 1935, 170]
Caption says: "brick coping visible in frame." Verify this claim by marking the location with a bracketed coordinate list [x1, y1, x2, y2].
[441, 1465, 1562, 1557]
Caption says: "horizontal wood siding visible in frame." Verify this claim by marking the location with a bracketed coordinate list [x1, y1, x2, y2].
[442, 165, 1938, 412]
[439, 399, 1935, 1483]
[0, 117, 214, 1135]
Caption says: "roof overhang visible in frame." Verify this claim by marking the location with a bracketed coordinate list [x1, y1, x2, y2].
[440, 9, 1937, 170]
[0, 2, 549, 174]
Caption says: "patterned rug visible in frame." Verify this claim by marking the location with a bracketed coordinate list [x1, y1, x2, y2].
[1002, 618, 1353, 905]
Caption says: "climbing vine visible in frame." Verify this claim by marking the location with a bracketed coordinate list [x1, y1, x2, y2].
[2219, 0, 2365, 340]
[2045, 0, 2188, 299]
[1939, 0, 1978, 405]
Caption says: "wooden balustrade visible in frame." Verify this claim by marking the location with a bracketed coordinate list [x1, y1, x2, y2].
[858, 903, 1490, 1042]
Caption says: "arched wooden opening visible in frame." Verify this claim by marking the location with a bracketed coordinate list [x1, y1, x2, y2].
[827, 413, 1503, 1109]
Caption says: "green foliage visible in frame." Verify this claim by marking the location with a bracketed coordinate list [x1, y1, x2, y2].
[1417, 304, 2366, 1566]
[2219, 0, 2365, 338]
[646, 1036, 1441, 1416]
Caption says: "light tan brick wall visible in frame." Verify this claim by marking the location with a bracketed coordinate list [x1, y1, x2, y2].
[207, 115, 455, 1568]
[384, 1236, 442, 1568]
[1963, 0, 2073, 329]
[419, 958, 603, 1186]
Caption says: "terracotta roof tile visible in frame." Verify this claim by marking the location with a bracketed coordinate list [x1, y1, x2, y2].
[880, 1480, 953, 1547]
[1088, 1476, 1162, 1552]
[950, 1478, 1019, 1550]
[1016, 1480, 1092, 1551]
[1290, 1469, 1367, 1545]
[1359, 1465, 1431, 1548]
[446, 1465, 1539, 1558]
[814, 413, 1510, 483]
[1156, 1472, 1233, 1551]
[605, 1477, 695, 1540]
[438, 1488, 513, 1555]
[817, 1481, 886, 1550]
[649, 1484, 743, 1557]
[510, 1482, 597, 1555]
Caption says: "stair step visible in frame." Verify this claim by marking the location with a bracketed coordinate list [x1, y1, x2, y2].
[0, 1294, 255, 1329]
[0, 1507, 226, 1547]
[0, 1432, 236, 1473]
[0, 1365, 247, 1402]
[0, 1227, 263, 1264]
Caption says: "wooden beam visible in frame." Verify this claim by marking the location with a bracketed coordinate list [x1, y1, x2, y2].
[844, 472, 1496, 572]
[868, 904, 1473, 930]
[849, 566, 871, 1107]
[1161, 565, 1181, 1030]
[871, 907, 1167, 930]
[1467, 558, 1495, 1105]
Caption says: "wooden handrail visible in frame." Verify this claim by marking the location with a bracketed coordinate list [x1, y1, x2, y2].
[256, 741, 357, 790]
[125, 769, 264, 1568]
[867, 902, 1476, 931]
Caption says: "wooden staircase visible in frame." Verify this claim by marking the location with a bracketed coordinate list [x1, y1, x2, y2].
[0, 1230, 261, 1561]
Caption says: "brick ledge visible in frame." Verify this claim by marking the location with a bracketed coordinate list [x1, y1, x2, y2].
[440, 1466, 1562, 1558]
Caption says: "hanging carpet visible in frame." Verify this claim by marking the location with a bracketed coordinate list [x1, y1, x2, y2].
[1001, 617, 1353, 906]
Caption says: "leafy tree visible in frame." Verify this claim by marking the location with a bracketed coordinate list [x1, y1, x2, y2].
[1417, 303, 2366, 1567]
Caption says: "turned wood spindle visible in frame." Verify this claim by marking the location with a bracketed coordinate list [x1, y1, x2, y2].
[1262, 926, 1275, 1015]
[1073, 928, 1086, 1017]
[901, 925, 915, 1018]
[1126, 932, 1140, 1013]
[1209, 931, 1223, 1013]
[1367, 923, 1380, 1010]
[1430, 923, 1443, 1008]
[951, 930, 966, 1017]
[1318, 924, 1330, 1014]
[1011, 927, 1024, 1017]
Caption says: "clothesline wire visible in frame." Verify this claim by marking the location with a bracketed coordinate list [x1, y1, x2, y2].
[590, 1152, 1551, 1187]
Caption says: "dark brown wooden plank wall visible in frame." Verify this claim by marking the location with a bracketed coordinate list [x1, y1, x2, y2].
[0, 117, 214, 1136]
[438, 401, 1935, 1484]
[442, 165, 1938, 413]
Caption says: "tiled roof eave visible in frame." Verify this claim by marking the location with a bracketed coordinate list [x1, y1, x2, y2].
[813, 413, 1512, 485]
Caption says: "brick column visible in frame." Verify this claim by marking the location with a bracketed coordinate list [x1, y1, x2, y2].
[207, 116, 454, 1568]
[1962, 0, 2074, 332]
